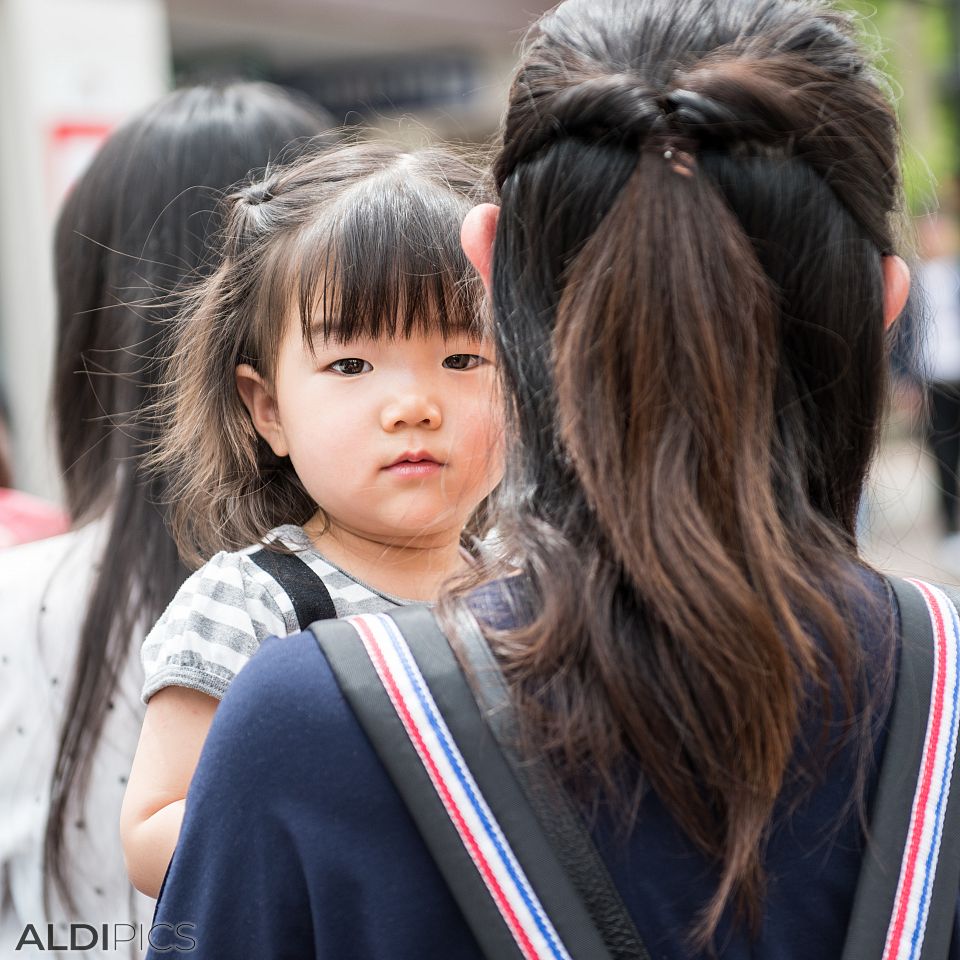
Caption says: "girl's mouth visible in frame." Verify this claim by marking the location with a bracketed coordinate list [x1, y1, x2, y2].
[383, 451, 444, 478]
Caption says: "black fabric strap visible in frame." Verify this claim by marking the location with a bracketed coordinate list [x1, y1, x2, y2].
[448, 604, 651, 960]
[315, 584, 960, 960]
[248, 548, 337, 629]
[841, 576, 960, 960]
[313, 606, 623, 960]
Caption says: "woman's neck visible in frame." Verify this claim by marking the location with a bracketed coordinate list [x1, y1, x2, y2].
[302, 515, 468, 601]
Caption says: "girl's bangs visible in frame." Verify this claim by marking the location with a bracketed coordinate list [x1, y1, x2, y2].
[293, 182, 485, 348]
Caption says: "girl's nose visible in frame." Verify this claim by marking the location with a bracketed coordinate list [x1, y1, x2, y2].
[380, 393, 443, 432]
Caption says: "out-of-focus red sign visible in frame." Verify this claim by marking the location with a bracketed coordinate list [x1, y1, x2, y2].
[47, 121, 114, 210]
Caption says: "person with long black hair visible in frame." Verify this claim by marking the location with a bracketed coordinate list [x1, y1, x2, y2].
[145, 3, 957, 958]
[0, 82, 332, 955]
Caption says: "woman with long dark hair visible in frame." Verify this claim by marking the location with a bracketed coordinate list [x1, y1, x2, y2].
[0, 82, 331, 953]
[145, 3, 956, 958]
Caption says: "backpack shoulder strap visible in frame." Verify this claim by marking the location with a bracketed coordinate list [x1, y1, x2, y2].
[312, 605, 647, 960]
[446, 603, 650, 960]
[842, 576, 960, 960]
[248, 547, 337, 629]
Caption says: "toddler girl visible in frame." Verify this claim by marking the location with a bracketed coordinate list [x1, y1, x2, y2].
[120, 143, 503, 897]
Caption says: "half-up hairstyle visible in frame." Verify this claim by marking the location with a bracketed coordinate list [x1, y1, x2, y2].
[155, 142, 491, 568]
[463, 0, 908, 945]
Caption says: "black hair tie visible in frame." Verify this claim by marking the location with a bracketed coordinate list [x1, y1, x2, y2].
[661, 89, 742, 142]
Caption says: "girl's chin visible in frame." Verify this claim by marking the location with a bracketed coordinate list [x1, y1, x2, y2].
[316, 515, 466, 544]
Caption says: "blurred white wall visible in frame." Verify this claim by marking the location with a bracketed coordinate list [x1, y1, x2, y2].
[0, 0, 169, 499]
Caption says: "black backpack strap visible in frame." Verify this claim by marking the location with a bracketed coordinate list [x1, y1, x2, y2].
[842, 576, 960, 960]
[447, 604, 651, 960]
[248, 547, 337, 629]
[312, 606, 646, 960]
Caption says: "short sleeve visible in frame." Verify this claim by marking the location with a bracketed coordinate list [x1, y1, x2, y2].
[147, 634, 319, 958]
[148, 631, 484, 960]
[140, 550, 294, 703]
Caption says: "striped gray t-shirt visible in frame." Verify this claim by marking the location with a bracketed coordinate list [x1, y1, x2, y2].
[141, 524, 413, 703]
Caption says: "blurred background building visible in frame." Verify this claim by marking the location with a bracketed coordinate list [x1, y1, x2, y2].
[3, 0, 960, 583]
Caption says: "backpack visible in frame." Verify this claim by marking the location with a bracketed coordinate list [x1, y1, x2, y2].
[261, 550, 960, 960]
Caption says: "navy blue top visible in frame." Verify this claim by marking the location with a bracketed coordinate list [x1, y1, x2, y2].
[148, 578, 960, 959]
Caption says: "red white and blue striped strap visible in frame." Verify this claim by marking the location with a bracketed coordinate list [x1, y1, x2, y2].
[346, 611, 575, 960]
[881, 579, 960, 960]
[344, 582, 960, 960]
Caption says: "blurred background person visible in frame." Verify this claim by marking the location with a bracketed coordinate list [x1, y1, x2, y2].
[916, 213, 960, 564]
[0, 82, 333, 957]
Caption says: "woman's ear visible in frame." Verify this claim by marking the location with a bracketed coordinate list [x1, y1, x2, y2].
[882, 255, 910, 331]
[461, 203, 500, 294]
[235, 364, 288, 457]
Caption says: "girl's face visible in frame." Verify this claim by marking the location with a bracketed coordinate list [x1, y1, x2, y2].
[238, 314, 504, 546]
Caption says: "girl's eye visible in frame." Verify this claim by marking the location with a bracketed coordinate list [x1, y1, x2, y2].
[442, 354, 484, 371]
[329, 358, 372, 376]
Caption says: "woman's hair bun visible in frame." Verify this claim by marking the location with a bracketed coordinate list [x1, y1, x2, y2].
[496, 74, 660, 184]
[497, 72, 754, 185]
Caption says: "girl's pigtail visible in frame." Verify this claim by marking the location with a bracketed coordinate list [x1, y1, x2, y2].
[222, 178, 280, 260]
[150, 172, 313, 567]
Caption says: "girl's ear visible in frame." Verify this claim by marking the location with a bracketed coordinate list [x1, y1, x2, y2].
[882, 255, 910, 330]
[461, 203, 500, 294]
[235, 364, 289, 457]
